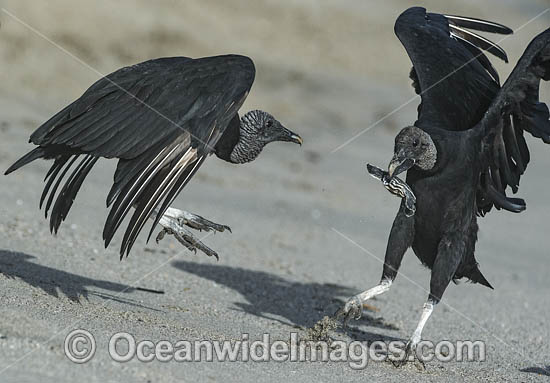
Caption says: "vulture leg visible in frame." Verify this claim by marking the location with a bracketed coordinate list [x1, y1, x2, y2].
[336, 206, 415, 326]
[161, 207, 231, 233]
[153, 207, 231, 259]
[392, 301, 434, 368]
[394, 233, 463, 367]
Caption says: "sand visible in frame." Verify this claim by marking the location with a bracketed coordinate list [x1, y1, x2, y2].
[0, 0, 549, 381]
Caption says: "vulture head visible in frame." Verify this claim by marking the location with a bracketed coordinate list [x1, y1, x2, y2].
[230, 110, 302, 163]
[388, 126, 437, 177]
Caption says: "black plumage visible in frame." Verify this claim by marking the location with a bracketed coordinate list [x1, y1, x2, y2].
[338, 7, 550, 363]
[5, 55, 302, 257]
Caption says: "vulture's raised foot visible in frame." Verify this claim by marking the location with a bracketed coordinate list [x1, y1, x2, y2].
[162, 207, 231, 233]
[334, 295, 363, 327]
[154, 207, 231, 259]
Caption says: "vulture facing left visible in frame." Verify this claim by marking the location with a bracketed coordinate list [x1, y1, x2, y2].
[5, 55, 303, 259]
[337, 7, 550, 365]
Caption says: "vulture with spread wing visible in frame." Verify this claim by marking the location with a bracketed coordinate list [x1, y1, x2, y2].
[337, 7, 550, 364]
[5, 55, 302, 259]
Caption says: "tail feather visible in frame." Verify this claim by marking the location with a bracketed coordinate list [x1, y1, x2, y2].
[5, 144, 77, 175]
[470, 267, 494, 289]
[4, 147, 47, 175]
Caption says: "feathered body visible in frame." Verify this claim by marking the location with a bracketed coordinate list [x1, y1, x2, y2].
[5, 55, 302, 257]
[384, 7, 550, 300]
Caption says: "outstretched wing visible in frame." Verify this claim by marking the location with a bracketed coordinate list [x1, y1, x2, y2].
[476, 29, 550, 215]
[395, 7, 512, 131]
[7, 55, 255, 256]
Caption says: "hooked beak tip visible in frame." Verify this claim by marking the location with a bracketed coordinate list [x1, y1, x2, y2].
[388, 157, 414, 178]
[290, 134, 303, 146]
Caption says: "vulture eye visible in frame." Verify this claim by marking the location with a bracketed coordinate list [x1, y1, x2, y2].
[265, 120, 273, 128]
[412, 139, 419, 147]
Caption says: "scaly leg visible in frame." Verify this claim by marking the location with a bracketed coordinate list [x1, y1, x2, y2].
[394, 233, 463, 367]
[392, 300, 434, 368]
[153, 207, 231, 259]
[336, 205, 414, 325]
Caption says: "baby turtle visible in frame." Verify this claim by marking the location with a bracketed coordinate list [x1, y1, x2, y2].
[367, 164, 416, 217]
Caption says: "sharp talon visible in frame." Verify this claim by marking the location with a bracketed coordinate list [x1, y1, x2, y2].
[155, 229, 167, 243]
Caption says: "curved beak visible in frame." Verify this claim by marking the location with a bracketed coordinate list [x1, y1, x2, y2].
[290, 133, 303, 146]
[388, 152, 415, 178]
[277, 126, 303, 146]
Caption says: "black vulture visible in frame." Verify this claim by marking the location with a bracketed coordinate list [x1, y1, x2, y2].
[337, 7, 550, 363]
[4, 55, 302, 259]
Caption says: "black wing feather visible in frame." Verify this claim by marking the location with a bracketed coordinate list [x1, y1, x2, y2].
[454, 34, 500, 83]
[40, 154, 72, 210]
[395, 7, 509, 131]
[44, 155, 80, 219]
[50, 155, 98, 233]
[449, 24, 509, 62]
[444, 14, 513, 35]
[102, 136, 190, 248]
[477, 28, 550, 214]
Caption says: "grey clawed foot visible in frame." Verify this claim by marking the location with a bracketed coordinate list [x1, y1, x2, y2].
[154, 207, 231, 259]
[334, 295, 363, 328]
[181, 212, 231, 233]
[156, 227, 220, 260]
[161, 207, 231, 233]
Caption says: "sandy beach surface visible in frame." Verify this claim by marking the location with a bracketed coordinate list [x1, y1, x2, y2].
[1, 1, 549, 381]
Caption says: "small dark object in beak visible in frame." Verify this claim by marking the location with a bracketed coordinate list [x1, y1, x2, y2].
[367, 163, 416, 217]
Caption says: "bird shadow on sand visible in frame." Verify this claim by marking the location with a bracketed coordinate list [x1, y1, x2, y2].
[172, 260, 404, 344]
[520, 366, 550, 377]
[0, 249, 159, 310]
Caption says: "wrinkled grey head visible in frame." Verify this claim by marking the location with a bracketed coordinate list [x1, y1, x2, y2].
[230, 110, 302, 164]
[388, 126, 437, 177]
